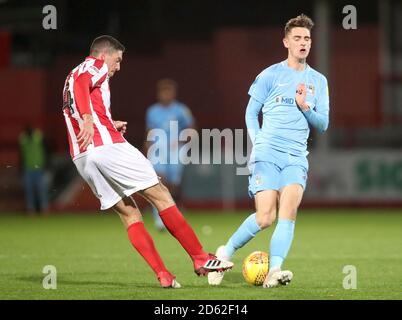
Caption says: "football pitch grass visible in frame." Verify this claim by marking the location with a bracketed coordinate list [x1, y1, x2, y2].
[0, 209, 401, 300]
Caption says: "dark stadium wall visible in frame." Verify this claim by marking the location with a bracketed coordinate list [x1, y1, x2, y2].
[0, 31, 10, 69]
[39, 26, 380, 156]
[0, 69, 47, 163]
[0, 26, 380, 211]
[331, 26, 380, 127]
[0, 26, 381, 163]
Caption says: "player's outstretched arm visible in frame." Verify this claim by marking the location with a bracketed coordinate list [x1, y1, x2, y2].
[245, 97, 263, 144]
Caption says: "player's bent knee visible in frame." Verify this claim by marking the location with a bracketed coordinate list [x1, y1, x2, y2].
[112, 203, 142, 228]
[159, 182, 173, 196]
[121, 213, 141, 225]
[256, 211, 276, 229]
[113, 199, 141, 217]
[279, 206, 298, 220]
[141, 183, 175, 211]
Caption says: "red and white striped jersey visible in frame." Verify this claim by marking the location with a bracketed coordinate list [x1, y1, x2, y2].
[62, 56, 125, 159]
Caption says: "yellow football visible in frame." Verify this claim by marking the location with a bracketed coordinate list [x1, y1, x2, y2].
[242, 251, 269, 286]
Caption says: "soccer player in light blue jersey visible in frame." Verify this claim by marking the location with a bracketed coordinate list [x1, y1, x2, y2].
[209, 14, 329, 288]
[145, 79, 194, 231]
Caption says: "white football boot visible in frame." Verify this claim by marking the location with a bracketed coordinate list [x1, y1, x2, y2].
[194, 253, 234, 276]
[263, 267, 293, 288]
[208, 245, 232, 285]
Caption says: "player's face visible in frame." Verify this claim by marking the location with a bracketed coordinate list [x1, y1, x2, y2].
[283, 27, 311, 61]
[103, 50, 123, 77]
[158, 87, 176, 105]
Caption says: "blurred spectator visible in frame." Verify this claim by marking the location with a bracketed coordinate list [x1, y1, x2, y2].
[18, 126, 49, 214]
[144, 79, 195, 231]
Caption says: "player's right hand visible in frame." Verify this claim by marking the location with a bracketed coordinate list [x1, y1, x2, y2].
[295, 83, 309, 111]
[77, 115, 94, 150]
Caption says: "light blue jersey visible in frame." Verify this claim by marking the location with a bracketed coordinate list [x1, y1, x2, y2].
[247, 60, 329, 161]
[222, 61, 329, 274]
[146, 100, 193, 185]
[146, 100, 193, 134]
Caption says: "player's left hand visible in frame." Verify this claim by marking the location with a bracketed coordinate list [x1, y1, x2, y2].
[114, 121, 127, 135]
[77, 114, 94, 150]
[296, 83, 309, 111]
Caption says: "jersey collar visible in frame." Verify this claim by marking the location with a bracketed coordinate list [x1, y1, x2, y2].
[281, 59, 309, 73]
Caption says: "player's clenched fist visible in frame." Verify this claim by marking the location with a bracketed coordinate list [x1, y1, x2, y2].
[77, 114, 94, 150]
[295, 83, 309, 111]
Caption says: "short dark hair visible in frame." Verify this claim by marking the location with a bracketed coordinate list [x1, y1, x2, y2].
[90, 35, 125, 56]
[284, 14, 314, 36]
[157, 78, 178, 91]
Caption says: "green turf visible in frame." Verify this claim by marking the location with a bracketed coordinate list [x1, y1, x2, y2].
[0, 209, 401, 300]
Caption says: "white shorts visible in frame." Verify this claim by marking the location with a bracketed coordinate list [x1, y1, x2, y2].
[73, 142, 159, 210]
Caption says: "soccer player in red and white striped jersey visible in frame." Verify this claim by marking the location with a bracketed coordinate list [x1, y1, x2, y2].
[62, 35, 233, 288]
[62, 41, 126, 158]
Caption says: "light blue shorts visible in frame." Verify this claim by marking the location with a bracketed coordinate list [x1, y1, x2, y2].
[248, 149, 309, 197]
[153, 162, 184, 186]
[148, 146, 186, 186]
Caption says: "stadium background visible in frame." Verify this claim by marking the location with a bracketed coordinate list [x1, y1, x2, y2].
[0, 0, 402, 210]
[1, 0, 401, 211]
[0, 0, 401, 301]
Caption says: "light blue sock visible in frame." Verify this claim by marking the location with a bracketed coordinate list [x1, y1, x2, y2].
[225, 213, 261, 257]
[151, 206, 165, 229]
[269, 219, 295, 271]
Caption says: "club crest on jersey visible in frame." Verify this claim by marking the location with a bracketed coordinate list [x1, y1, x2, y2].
[307, 84, 315, 95]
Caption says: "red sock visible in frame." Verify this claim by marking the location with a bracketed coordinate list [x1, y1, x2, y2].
[127, 221, 168, 276]
[159, 205, 207, 261]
